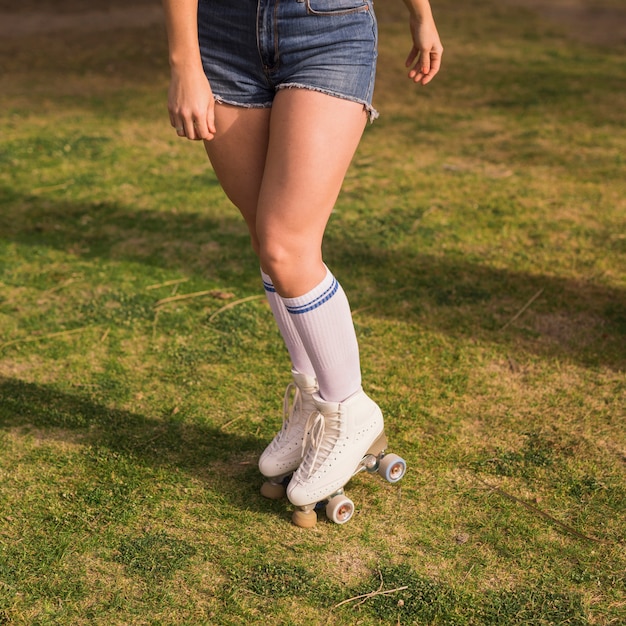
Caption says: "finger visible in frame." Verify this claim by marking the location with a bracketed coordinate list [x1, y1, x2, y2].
[192, 101, 217, 142]
[187, 114, 206, 139]
[183, 119, 196, 140]
[405, 46, 418, 69]
[410, 49, 443, 85]
[419, 50, 431, 79]
[206, 103, 216, 137]
[170, 113, 186, 137]
[408, 47, 431, 84]
[408, 59, 426, 83]
[191, 117, 215, 141]
[420, 52, 442, 85]
[427, 52, 442, 80]
[191, 119, 205, 140]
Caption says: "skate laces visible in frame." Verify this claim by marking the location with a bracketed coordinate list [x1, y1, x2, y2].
[266, 382, 302, 452]
[299, 409, 341, 479]
[276, 383, 300, 439]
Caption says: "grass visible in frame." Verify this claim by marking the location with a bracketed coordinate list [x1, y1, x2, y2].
[0, 0, 625, 624]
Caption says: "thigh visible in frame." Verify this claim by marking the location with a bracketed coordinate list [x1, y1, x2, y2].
[256, 88, 367, 263]
[203, 104, 271, 248]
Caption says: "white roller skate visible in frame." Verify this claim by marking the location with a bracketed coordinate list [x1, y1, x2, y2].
[259, 370, 318, 500]
[286, 390, 407, 528]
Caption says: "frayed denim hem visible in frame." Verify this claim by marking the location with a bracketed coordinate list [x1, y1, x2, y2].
[213, 95, 273, 109]
[277, 82, 379, 122]
[213, 87, 379, 123]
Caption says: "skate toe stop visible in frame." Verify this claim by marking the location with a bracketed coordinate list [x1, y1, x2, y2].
[260, 481, 287, 500]
[292, 509, 317, 528]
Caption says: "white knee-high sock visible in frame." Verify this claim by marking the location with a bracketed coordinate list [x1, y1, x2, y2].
[261, 270, 316, 378]
[281, 268, 362, 402]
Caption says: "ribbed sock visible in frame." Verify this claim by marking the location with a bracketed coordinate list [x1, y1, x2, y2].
[261, 269, 316, 378]
[281, 267, 362, 402]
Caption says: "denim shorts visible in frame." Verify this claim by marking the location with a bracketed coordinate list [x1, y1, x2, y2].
[197, 0, 379, 120]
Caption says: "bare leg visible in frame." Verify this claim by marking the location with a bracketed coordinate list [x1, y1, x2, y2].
[256, 89, 367, 296]
[205, 92, 367, 400]
[252, 90, 367, 401]
[204, 91, 366, 297]
[203, 104, 271, 256]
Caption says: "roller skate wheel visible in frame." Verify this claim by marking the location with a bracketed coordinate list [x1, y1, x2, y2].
[292, 508, 317, 528]
[378, 454, 406, 483]
[260, 481, 286, 500]
[326, 495, 355, 525]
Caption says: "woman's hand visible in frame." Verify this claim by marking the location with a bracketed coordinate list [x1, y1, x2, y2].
[168, 65, 217, 141]
[405, 13, 443, 85]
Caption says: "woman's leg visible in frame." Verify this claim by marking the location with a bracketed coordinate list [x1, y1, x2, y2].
[204, 102, 318, 483]
[252, 90, 388, 513]
[203, 104, 270, 255]
[206, 94, 382, 501]
[203, 103, 315, 377]
[256, 89, 368, 402]
[256, 89, 367, 297]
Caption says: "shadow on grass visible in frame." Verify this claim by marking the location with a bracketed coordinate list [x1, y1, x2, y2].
[0, 375, 264, 511]
[1, 191, 624, 371]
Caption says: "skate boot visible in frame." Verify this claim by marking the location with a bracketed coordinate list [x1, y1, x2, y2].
[259, 370, 318, 499]
[287, 390, 405, 527]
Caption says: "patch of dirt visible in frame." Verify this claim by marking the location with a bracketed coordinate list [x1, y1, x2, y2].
[0, 0, 155, 12]
[502, 0, 626, 45]
[0, 0, 625, 46]
[0, 2, 163, 38]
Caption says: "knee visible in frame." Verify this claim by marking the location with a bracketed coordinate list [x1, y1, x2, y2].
[259, 242, 324, 296]
[258, 243, 292, 283]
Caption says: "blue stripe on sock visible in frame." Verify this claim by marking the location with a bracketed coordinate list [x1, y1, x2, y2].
[263, 280, 276, 293]
[285, 277, 339, 315]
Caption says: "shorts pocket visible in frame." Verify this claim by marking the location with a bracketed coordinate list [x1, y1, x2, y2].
[304, 0, 369, 16]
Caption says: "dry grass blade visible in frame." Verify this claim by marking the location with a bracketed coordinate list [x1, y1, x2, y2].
[333, 585, 410, 609]
[220, 415, 246, 431]
[333, 569, 408, 609]
[476, 476, 604, 543]
[146, 278, 190, 291]
[30, 180, 74, 194]
[207, 295, 265, 322]
[45, 277, 78, 294]
[500, 288, 544, 330]
[0, 326, 98, 351]
[154, 289, 230, 308]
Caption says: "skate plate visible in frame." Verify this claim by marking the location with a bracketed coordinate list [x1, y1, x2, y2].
[261, 433, 407, 527]
[292, 435, 407, 527]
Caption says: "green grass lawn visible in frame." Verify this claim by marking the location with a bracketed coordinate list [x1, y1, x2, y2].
[0, 1, 624, 624]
